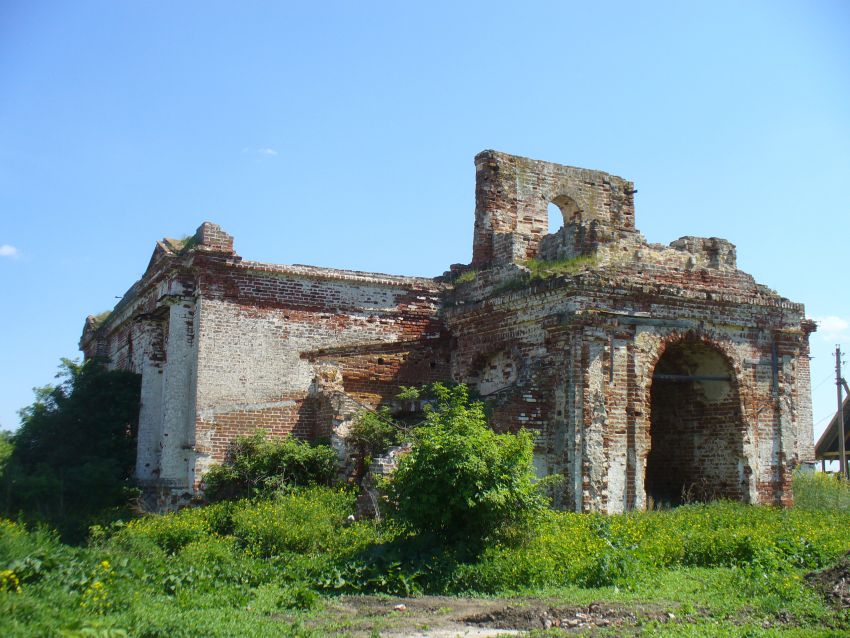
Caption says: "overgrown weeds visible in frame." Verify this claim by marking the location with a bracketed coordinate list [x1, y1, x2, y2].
[3, 482, 850, 635]
[792, 470, 850, 511]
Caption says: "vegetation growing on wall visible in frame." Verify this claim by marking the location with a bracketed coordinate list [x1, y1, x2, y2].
[347, 408, 402, 479]
[452, 269, 478, 284]
[88, 311, 114, 331]
[488, 255, 600, 297]
[521, 254, 598, 281]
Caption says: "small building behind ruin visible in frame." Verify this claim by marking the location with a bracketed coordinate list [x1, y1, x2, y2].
[81, 151, 815, 512]
[814, 394, 849, 472]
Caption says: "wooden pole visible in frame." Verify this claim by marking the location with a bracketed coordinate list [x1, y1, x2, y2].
[836, 346, 847, 479]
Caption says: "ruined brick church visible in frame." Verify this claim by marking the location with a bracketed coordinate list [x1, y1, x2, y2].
[81, 151, 815, 512]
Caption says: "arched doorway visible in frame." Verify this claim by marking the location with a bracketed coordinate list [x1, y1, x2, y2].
[645, 338, 746, 507]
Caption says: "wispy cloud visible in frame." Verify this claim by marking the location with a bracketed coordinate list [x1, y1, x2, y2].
[242, 147, 279, 157]
[0, 244, 19, 259]
[814, 316, 850, 342]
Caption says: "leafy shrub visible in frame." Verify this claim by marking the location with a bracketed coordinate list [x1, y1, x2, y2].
[348, 408, 400, 468]
[386, 383, 548, 549]
[395, 386, 420, 401]
[202, 432, 338, 502]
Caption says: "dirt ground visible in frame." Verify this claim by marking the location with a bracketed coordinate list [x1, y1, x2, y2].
[303, 558, 850, 637]
[315, 595, 679, 637]
[806, 554, 850, 610]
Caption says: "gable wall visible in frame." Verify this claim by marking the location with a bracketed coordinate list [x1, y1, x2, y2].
[190, 255, 447, 490]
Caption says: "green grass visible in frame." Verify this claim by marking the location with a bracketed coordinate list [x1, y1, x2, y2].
[2, 478, 849, 636]
[490, 255, 599, 296]
[453, 269, 478, 284]
[522, 254, 598, 281]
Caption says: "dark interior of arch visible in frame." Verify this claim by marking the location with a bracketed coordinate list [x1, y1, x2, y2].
[646, 339, 746, 507]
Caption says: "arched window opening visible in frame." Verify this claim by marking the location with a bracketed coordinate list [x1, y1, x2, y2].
[546, 194, 581, 236]
[547, 202, 563, 235]
[646, 339, 746, 508]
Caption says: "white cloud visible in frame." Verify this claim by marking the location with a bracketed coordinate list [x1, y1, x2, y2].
[814, 315, 850, 342]
[0, 244, 19, 259]
[258, 147, 278, 156]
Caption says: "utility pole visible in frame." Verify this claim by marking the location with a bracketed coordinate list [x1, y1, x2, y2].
[836, 346, 847, 479]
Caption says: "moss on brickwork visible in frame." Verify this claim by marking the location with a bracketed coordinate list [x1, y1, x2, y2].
[177, 234, 200, 253]
[162, 234, 200, 254]
[89, 310, 113, 330]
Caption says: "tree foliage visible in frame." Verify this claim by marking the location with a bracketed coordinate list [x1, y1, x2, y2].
[202, 431, 338, 502]
[2, 358, 141, 541]
[385, 383, 548, 548]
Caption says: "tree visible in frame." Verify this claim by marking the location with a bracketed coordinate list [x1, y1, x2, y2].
[3, 358, 141, 540]
[385, 383, 548, 548]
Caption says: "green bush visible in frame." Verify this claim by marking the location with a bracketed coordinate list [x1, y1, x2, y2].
[348, 408, 401, 465]
[2, 358, 141, 541]
[386, 383, 548, 549]
[202, 432, 338, 502]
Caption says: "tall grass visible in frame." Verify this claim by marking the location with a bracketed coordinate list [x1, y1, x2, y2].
[792, 470, 850, 511]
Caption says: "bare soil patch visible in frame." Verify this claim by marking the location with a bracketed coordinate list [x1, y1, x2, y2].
[317, 596, 677, 636]
[806, 552, 850, 609]
[463, 601, 672, 632]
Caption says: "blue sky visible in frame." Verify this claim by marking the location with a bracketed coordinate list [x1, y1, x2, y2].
[1, 1, 848, 447]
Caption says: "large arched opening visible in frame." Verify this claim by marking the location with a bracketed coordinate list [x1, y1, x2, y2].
[645, 338, 746, 507]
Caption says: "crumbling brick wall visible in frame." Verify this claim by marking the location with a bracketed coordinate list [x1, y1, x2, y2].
[448, 151, 814, 512]
[82, 152, 815, 512]
[82, 223, 447, 509]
